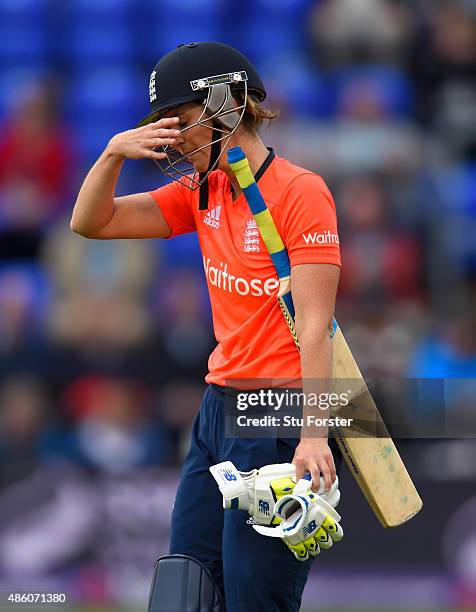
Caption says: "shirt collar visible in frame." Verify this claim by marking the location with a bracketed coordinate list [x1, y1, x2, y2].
[227, 147, 275, 203]
[255, 147, 275, 183]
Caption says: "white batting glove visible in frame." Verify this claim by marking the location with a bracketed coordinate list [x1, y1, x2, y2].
[209, 461, 340, 526]
[253, 479, 344, 561]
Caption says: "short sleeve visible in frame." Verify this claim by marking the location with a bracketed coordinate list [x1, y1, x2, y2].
[149, 179, 196, 238]
[273, 173, 341, 267]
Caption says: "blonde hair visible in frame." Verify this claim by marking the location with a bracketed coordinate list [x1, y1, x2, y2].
[235, 91, 279, 133]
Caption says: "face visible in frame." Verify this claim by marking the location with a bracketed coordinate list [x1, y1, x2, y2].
[164, 102, 217, 173]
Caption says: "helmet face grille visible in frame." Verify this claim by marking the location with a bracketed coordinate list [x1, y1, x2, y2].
[152, 81, 248, 190]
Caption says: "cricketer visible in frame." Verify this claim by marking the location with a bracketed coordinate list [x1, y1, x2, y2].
[71, 42, 344, 612]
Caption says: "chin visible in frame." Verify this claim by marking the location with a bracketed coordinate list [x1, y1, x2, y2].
[193, 162, 208, 173]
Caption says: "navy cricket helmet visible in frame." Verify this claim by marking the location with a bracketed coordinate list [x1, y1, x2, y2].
[137, 42, 266, 127]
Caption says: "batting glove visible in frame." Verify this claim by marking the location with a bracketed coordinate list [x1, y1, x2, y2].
[253, 477, 344, 561]
[209, 461, 340, 526]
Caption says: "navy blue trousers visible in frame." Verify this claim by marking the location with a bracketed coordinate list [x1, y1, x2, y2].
[170, 384, 341, 612]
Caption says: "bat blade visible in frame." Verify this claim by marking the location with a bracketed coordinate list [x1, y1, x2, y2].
[331, 327, 423, 527]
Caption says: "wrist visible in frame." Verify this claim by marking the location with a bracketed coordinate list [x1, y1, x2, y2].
[104, 139, 125, 161]
[298, 435, 329, 445]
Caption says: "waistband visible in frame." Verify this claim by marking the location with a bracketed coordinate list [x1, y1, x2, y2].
[208, 383, 257, 399]
[208, 383, 302, 398]
[209, 383, 227, 397]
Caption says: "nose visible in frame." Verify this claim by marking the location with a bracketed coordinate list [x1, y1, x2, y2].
[169, 134, 185, 153]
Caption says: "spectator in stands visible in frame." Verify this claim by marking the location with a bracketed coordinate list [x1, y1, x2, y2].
[60, 375, 176, 471]
[0, 79, 76, 259]
[408, 300, 476, 378]
[337, 176, 422, 303]
[409, 0, 476, 158]
[0, 266, 50, 354]
[150, 269, 213, 369]
[310, 0, 414, 67]
[0, 375, 49, 486]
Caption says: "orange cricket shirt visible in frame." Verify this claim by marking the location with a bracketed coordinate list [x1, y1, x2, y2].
[149, 149, 341, 387]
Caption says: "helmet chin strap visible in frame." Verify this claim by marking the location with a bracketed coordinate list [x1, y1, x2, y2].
[198, 175, 209, 210]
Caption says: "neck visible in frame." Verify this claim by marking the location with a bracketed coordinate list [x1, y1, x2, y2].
[223, 132, 269, 199]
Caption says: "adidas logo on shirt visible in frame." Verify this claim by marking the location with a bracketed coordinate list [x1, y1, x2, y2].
[203, 205, 222, 229]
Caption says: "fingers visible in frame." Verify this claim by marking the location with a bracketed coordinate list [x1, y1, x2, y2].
[141, 149, 167, 160]
[146, 129, 181, 140]
[147, 116, 180, 129]
[145, 118, 181, 138]
[319, 461, 332, 493]
[108, 127, 179, 160]
[303, 536, 321, 557]
[293, 438, 338, 493]
[146, 126, 182, 139]
[142, 137, 178, 149]
[309, 462, 321, 493]
[293, 456, 322, 493]
[317, 449, 336, 492]
[134, 118, 182, 159]
[328, 453, 337, 484]
[292, 456, 305, 482]
[280, 502, 343, 562]
[288, 536, 323, 561]
[322, 516, 344, 542]
[159, 116, 180, 127]
[287, 541, 309, 562]
[315, 526, 333, 549]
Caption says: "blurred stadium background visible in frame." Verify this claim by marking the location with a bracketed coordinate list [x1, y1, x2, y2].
[0, 0, 475, 610]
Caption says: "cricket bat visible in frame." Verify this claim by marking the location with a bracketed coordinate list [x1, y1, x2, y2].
[227, 146, 423, 528]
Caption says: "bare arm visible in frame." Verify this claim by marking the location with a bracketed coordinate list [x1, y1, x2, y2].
[70, 117, 181, 239]
[292, 263, 339, 382]
[291, 263, 340, 491]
